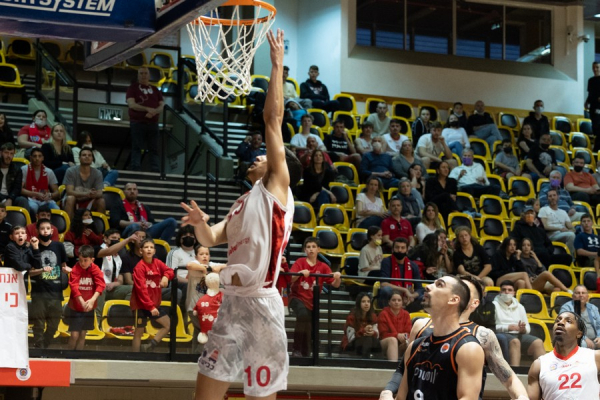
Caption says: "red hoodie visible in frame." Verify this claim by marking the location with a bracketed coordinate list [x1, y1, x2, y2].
[130, 258, 174, 311]
[68, 262, 106, 312]
[377, 306, 411, 340]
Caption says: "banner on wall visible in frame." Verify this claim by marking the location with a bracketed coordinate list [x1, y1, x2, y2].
[0, 267, 29, 369]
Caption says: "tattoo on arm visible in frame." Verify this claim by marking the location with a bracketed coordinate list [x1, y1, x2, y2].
[479, 329, 514, 383]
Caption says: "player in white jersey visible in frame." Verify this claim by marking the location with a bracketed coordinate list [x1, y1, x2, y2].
[527, 311, 600, 400]
[181, 30, 302, 400]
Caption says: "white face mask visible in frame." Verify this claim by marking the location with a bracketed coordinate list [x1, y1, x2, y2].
[372, 142, 382, 151]
[35, 117, 47, 128]
[535, 106, 544, 113]
[82, 219, 94, 225]
[499, 293, 514, 303]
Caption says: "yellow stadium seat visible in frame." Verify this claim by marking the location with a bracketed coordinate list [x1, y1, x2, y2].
[149, 51, 175, 73]
[340, 252, 370, 287]
[102, 300, 150, 341]
[6, 206, 31, 227]
[498, 112, 521, 131]
[549, 130, 567, 149]
[318, 203, 350, 231]
[308, 109, 331, 131]
[508, 177, 535, 199]
[293, 202, 317, 233]
[552, 116, 572, 134]
[6, 38, 35, 60]
[313, 226, 345, 259]
[392, 101, 415, 121]
[469, 138, 492, 161]
[479, 195, 508, 220]
[550, 291, 573, 318]
[334, 162, 359, 185]
[329, 182, 355, 212]
[455, 192, 476, 213]
[333, 93, 358, 114]
[0, 63, 25, 90]
[50, 209, 70, 242]
[480, 215, 508, 241]
[548, 265, 577, 290]
[569, 132, 591, 150]
[146, 301, 192, 342]
[365, 97, 386, 114]
[447, 212, 478, 240]
[577, 118, 592, 136]
[516, 289, 553, 322]
[528, 317, 553, 352]
[346, 228, 368, 252]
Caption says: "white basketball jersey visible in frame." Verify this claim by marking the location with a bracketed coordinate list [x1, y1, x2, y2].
[220, 179, 293, 296]
[539, 347, 599, 400]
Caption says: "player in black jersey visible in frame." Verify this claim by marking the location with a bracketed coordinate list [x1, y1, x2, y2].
[381, 275, 528, 400]
[398, 275, 484, 400]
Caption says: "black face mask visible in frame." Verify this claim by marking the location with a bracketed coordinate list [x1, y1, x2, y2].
[182, 236, 196, 247]
[109, 239, 120, 246]
[393, 252, 407, 260]
[449, 121, 459, 128]
[39, 234, 51, 242]
[574, 165, 584, 173]
[503, 147, 512, 154]
[540, 143, 550, 150]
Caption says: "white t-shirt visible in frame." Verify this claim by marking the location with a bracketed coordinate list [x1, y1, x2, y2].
[169, 247, 196, 279]
[415, 223, 436, 243]
[0, 167, 8, 196]
[358, 244, 383, 276]
[355, 192, 385, 226]
[449, 164, 489, 187]
[366, 113, 391, 135]
[383, 133, 409, 154]
[416, 134, 445, 158]
[538, 206, 571, 231]
[441, 127, 469, 146]
[290, 132, 325, 149]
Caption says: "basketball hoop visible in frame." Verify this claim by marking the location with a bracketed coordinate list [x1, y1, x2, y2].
[186, 0, 276, 102]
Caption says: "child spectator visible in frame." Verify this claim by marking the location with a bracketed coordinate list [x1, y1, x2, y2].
[289, 237, 341, 357]
[168, 225, 198, 307]
[0, 202, 12, 256]
[29, 219, 69, 349]
[66, 245, 105, 350]
[341, 292, 380, 358]
[64, 209, 103, 258]
[4, 226, 41, 273]
[25, 205, 60, 241]
[358, 226, 384, 280]
[130, 238, 174, 352]
[378, 290, 411, 361]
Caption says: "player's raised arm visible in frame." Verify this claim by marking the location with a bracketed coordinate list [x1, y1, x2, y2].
[526, 359, 542, 400]
[263, 29, 289, 198]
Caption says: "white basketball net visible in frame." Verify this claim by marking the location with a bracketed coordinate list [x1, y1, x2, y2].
[186, 4, 275, 103]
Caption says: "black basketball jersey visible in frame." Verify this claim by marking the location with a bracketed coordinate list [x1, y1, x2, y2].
[405, 327, 480, 400]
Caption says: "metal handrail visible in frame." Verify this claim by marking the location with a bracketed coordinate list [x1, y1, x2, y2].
[181, 104, 224, 147]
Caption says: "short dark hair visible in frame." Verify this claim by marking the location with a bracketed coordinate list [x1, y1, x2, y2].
[390, 118, 403, 126]
[285, 147, 302, 189]
[29, 147, 43, 159]
[79, 148, 93, 158]
[453, 102, 463, 108]
[79, 245, 95, 259]
[303, 236, 320, 249]
[499, 280, 516, 291]
[301, 114, 314, 123]
[333, 119, 345, 127]
[283, 66, 289, 72]
[37, 205, 52, 215]
[362, 121, 374, 129]
[1, 142, 15, 152]
[36, 218, 52, 230]
[502, 138, 512, 145]
[393, 237, 408, 247]
[0, 202, 6, 211]
[430, 121, 442, 130]
[573, 154, 586, 162]
[140, 238, 155, 247]
[451, 276, 471, 315]
[309, 65, 319, 71]
[547, 188, 559, 197]
[10, 225, 25, 234]
[581, 213, 593, 223]
[104, 228, 120, 238]
[32, 109, 47, 119]
[176, 225, 196, 246]
[459, 274, 484, 302]
[556, 311, 586, 346]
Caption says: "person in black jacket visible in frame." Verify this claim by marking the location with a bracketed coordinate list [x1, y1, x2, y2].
[510, 206, 572, 267]
[489, 237, 531, 288]
[522, 100, 550, 138]
[0, 113, 16, 148]
[299, 65, 340, 114]
[467, 100, 503, 148]
[0, 142, 29, 209]
[586, 62, 600, 151]
[4, 225, 42, 272]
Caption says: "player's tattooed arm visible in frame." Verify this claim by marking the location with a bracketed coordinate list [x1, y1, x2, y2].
[479, 327, 529, 399]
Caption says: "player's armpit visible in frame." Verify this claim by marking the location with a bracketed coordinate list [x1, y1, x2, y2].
[480, 328, 526, 398]
[455, 342, 484, 400]
[526, 359, 542, 400]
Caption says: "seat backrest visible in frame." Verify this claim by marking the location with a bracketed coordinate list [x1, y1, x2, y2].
[161, 82, 178, 95]
[50, 212, 68, 235]
[151, 53, 174, 69]
[10, 39, 33, 57]
[510, 179, 532, 197]
[481, 196, 504, 216]
[455, 194, 474, 212]
[342, 255, 360, 276]
[310, 110, 328, 128]
[321, 206, 346, 226]
[0, 65, 17, 83]
[349, 231, 367, 252]
[42, 41, 62, 60]
[107, 303, 136, 327]
[583, 269, 597, 291]
[6, 208, 29, 227]
[335, 95, 356, 113]
[147, 66, 163, 84]
[315, 230, 340, 250]
[252, 77, 269, 92]
[154, 240, 171, 263]
[500, 113, 518, 129]
[554, 117, 572, 134]
[103, 190, 124, 215]
[294, 204, 314, 225]
[570, 133, 589, 149]
[330, 185, 350, 205]
[550, 266, 574, 288]
[482, 240, 500, 258]
[578, 119, 593, 135]
[393, 102, 414, 120]
[334, 112, 356, 131]
[482, 217, 505, 237]
[126, 53, 146, 67]
[519, 292, 543, 314]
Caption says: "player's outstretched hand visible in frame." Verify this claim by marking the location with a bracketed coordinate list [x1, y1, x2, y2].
[180, 200, 210, 227]
[266, 29, 284, 66]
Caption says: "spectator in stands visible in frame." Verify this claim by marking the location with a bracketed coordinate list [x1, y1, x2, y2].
[453, 226, 493, 286]
[593, 165, 600, 188]
[341, 293, 381, 358]
[409, 230, 453, 280]
[235, 132, 266, 180]
[449, 148, 501, 197]
[113, 182, 177, 243]
[383, 119, 409, 155]
[283, 66, 311, 109]
[358, 226, 384, 280]
[490, 237, 532, 289]
[407, 163, 426, 198]
[381, 197, 415, 251]
[94, 230, 138, 320]
[525, 132, 556, 182]
[539, 188, 576, 254]
[539, 170, 584, 222]
[21, 147, 60, 215]
[0, 202, 11, 255]
[41, 123, 74, 184]
[392, 140, 428, 181]
[411, 108, 432, 145]
[289, 237, 341, 357]
[25, 205, 59, 241]
[575, 214, 600, 267]
[396, 178, 424, 228]
[586, 61, 600, 151]
[493, 280, 546, 367]
[442, 113, 469, 157]
[378, 290, 411, 362]
[416, 121, 457, 169]
[355, 176, 387, 229]
[290, 114, 326, 153]
[424, 160, 459, 220]
[0, 143, 29, 210]
[126, 66, 164, 172]
[522, 100, 550, 137]
[18, 110, 51, 151]
[73, 131, 119, 187]
[415, 202, 441, 243]
[65, 209, 103, 259]
[284, 99, 308, 131]
[564, 154, 600, 207]
[0, 113, 16, 148]
[378, 237, 423, 311]
[450, 102, 468, 129]
[166, 225, 197, 310]
[518, 237, 572, 294]
[355, 121, 375, 155]
[359, 137, 398, 189]
[467, 100, 503, 149]
[526, 198, 544, 227]
[517, 123, 536, 158]
[560, 285, 600, 349]
[324, 119, 361, 168]
[297, 136, 333, 168]
[4, 225, 41, 272]
[495, 139, 531, 181]
[511, 206, 572, 267]
[366, 102, 391, 136]
[295, 149, 337, 212]
[29, 219, 70, 349]
[299, 65, 340, 114]
[63, 148, 106, 220]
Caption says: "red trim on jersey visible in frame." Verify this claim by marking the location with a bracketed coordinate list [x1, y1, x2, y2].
[265, 202, 287, 287]
[553, 346, 580, 361]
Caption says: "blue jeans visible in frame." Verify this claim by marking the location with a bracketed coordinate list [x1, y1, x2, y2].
[27, 199, 59, 215]
[130, 122, 160, 172]
[100, 167, 119, 186]
[448, 141, 464, 157]
[311, 190, 331, 214]
[122, 218, 177, 243]
[53, 164, 70, 185]
[474, 124, 503, 149]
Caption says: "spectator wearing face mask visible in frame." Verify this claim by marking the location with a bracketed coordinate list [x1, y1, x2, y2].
[442, 114, 469, 157]
[522, 100, 550, 138]
[359, 137, 399, 189]
[494, 139, 531, 181]
[525, 132, 556, 182]
[448, 148, 500, 198]
[18, 110, 52, 150]
[64, 209, 103, 259]
[450, 102, 468, 129]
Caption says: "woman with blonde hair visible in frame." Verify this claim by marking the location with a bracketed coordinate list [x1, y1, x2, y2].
[415, 202, 441, 243]
[41, 123, 74, 184]
[355, 175, 388, 228]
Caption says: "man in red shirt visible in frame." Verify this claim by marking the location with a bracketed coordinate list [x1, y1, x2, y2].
[381, 197, 415, 252]
[564, 154, 600, 207]
[289, 237, 341, 357]
[126, 67, 164, 172]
